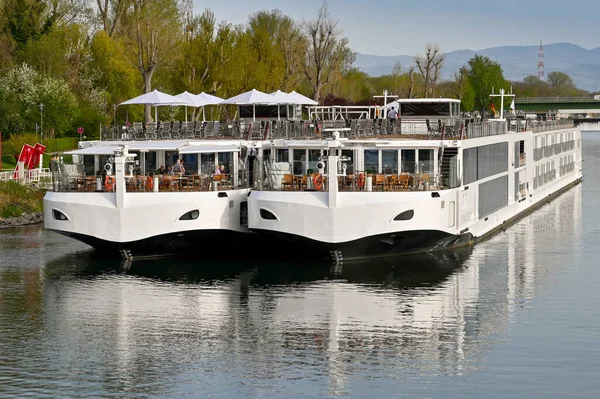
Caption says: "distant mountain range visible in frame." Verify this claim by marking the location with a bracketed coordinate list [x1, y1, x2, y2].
[354, 43, 600, 92]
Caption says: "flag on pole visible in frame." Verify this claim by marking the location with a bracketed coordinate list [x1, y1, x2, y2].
[510, 99, 516, 113]
[490, 100, 497, 117]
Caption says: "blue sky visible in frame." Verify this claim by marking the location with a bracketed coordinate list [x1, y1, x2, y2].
[192, 0, 599, 55]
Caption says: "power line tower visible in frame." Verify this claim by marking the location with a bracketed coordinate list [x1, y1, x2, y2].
[538, 41, 545, 80]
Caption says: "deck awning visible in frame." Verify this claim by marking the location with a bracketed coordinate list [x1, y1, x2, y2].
[65, 146, 121, 155]
[177, 144, 240, 154]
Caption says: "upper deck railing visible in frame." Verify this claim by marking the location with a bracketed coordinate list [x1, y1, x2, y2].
[101, 118, 576, 142]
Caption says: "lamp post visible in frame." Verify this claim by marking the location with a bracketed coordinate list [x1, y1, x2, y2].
[38, 103, 44, 142]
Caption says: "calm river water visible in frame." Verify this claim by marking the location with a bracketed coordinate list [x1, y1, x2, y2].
[1, 133, 600, 398]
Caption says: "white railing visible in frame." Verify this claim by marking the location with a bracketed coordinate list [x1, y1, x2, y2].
[0, 168, 52, 187]
[579, 122, 600, 131]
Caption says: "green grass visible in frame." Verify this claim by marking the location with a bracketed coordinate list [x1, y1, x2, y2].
[0, 181, 45, 218]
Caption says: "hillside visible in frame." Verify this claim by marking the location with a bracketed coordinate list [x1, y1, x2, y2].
[355, 43, 600, 92]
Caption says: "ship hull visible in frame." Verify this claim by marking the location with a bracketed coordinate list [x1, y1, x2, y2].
[48, 228, 253, 260]
[250, 228, 474, 261]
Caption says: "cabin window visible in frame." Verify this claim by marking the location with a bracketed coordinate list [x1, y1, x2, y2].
[418, 149, 434, 173]
[218, 152, 232, 174]
[165, 151, 178, 168]
[364, 150, 379, 173]
[401, 149, 416, 173]
[181, 153, 198, 174]
[292, 149, 305, 174]
[399, 102, 450, 117]
[308, 150, 321, 172]
[341, 150, 354, 174]
[382, 150, 398, 174]
[83, 155, 95, 175]
[201, 153, 215, 175]
[276, 149, 289, 163]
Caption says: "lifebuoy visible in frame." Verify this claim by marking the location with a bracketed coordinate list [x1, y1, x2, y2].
[357, 173, 365, 188]
[104, 175, 115, 191]
[313, 173, 323, 191]
[146, 175, 153, 191]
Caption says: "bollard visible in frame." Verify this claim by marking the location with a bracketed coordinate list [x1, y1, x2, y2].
[153, 177, 159, 192]
[366, 176, 373, 192]
[96, 177, 102, 191]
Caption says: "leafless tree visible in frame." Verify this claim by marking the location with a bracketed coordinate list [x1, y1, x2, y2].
[415, 43, 445, 97]
[303, 2, 355, 102]
[96, 0, 130, 37]
[454, 65, 469, 99]
[122, 0, 183, 121]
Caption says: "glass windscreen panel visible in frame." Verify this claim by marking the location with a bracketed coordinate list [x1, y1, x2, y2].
[200, 153, 215, 175]
[341, 149, 354, 174]
[218, 152, 233, 175]
[181, 153, 197, 174]
[401, 149, 416, 173]
[292, 149, 305, 175]
[382, 150, 398, 174]
[364, 150, 379, 173]
[418, 149, 434, 173]
[399, 102, 451, 117]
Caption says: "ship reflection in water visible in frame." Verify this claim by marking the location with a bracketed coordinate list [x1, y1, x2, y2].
[0, 184, 583, 398]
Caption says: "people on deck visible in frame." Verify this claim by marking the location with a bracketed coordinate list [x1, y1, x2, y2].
[173, 159, 182, 174]
[388, 106, 398, 124]
[157, 165, 166, 175]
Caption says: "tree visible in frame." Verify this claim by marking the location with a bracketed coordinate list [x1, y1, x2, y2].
[0, 63, 79, 137]
[415, 43, 444, 97]
[302, 2, 355, 102]
[95, 0, 130, 37]
[547, 71, 576, 96]
[1, 0, 51, 47]
[454, 65, 475, 110]
[121, 0, 184, 121]
[467, 55, 508, 111]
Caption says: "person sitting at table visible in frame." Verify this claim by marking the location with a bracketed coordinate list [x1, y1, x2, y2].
[214, 165, 221, 175]
[157, 165, 166, 175]
[219, 165, 226, 175]
[173, 159, 182, 175]
[179, 159, 186, 175]
[166, 165, 174, 176]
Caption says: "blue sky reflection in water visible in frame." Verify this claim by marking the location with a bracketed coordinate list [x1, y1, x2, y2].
[0, 133, 599, 398]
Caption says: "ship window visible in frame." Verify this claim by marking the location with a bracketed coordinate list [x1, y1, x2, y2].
[394, 210, 414, 221]
[418, 149, 434, 173]
[179, 210, 199, 220]
[292, 149, 306, 175]
[308, 149, 322, 172]
[52, 210, 69, 221]
[276, 149, 289, 163]
[382, 150, 398, 174]
[401, 149, 416, 173]
[260, 209, 277, 220]
[364, 150, 379, 173]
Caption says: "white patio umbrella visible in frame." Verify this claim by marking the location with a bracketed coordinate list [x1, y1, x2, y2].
[288, 90, 319, 105]
[174, 91, 207, 122]
[220, 89, 276, 121]
[270, 90, 299, 120]
[196, 92, 224, 121]
[120, 90, 185, 122]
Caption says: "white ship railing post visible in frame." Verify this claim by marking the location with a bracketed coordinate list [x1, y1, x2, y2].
[328, 130, 341, 208]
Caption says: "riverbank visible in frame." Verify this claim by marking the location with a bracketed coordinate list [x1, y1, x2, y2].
[0, 211, 43, 228]
[0, 181, 45, 228]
